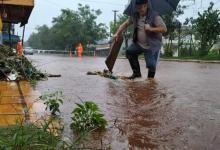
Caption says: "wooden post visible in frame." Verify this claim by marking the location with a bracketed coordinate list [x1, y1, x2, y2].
[22, 25, 26, 46]
[8, 23, 12, 49]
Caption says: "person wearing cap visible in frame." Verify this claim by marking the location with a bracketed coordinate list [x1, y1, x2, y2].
[113, 0, 167, 79]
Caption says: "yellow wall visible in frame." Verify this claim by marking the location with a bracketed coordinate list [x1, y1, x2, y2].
[2, 0, 34, 6]
[0, 16, 2, 33]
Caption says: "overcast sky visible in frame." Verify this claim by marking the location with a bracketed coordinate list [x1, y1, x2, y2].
[15, 0, 220, 41]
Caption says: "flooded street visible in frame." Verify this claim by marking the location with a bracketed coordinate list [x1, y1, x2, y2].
[2, 54, 220, 149]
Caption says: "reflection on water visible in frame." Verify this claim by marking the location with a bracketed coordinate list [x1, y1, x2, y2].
[105, 80, 175, 149]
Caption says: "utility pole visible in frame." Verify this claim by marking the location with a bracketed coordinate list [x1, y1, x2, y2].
[110, 10, 118, 38]
[109, 10, 118, 44]
[113, 10, 118, 27]
[177, 21, 181, 57]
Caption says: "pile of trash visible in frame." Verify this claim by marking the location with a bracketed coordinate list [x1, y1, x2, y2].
[0, 46, 47, 81]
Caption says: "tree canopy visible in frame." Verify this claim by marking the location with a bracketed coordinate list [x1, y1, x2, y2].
[192, 2, 220, 56]
[28, 4, 108, 50]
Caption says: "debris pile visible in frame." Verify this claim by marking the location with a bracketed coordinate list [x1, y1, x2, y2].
[87, 69, 129, 80]
[87, 69, 118, 80]
[0, 46, 47, 81]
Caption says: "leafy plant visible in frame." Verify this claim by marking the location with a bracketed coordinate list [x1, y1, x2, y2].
[70, 101, 107, 133]
[39, 91, 64, 116]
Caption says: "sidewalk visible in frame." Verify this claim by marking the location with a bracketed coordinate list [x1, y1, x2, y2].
[0, 81, 44, 126]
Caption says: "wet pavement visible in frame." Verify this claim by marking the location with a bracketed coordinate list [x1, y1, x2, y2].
[2, 54, 220, 149]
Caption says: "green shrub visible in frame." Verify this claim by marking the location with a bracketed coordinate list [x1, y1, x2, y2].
[70, 101, 107, 133]
[164, 45, 174, 57]
[208, 50, 219, 56]
[203, 50, 220, 60]
[179, 47, 189, 57]
[39, 91, 63, 116]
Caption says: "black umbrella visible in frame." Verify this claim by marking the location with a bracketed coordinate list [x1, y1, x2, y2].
[124, 0, 180, 16]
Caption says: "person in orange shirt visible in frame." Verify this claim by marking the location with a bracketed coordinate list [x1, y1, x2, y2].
[17, 42, 23, 57]
[77, 43, 84, 57]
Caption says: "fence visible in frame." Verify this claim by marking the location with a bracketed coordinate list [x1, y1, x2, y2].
[33, 49, 110, 57]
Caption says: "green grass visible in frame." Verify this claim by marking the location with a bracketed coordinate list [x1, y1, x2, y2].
[0, 121, 93, 150]
[0, 123, 68, 150]
[160, 55, 220, 61]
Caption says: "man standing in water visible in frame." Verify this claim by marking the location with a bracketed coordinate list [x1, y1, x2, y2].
[113, 0, 167, 79]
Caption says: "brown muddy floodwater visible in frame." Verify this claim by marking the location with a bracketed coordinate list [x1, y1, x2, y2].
[26, 55, 220, 149]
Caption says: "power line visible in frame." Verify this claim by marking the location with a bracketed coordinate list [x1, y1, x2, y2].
[79, 0, 125, 6]
[41, 0, 69, 8]
[41, 0, 125, 8]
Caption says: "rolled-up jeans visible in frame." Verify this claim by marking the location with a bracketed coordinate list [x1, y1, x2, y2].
[126, 43, 160, 73]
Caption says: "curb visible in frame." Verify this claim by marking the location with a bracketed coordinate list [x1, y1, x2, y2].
[118, 57, 220, 64]
[160, 58, 220, 64]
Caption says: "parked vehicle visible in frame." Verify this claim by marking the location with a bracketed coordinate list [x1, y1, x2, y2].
[23, 48, 34, 55]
